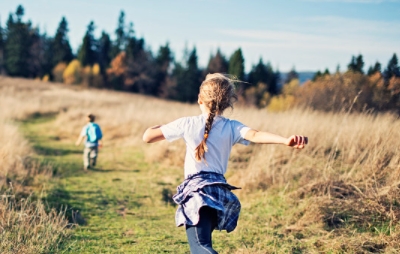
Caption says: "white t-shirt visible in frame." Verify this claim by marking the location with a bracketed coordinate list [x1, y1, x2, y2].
[160, 114, 251, 178]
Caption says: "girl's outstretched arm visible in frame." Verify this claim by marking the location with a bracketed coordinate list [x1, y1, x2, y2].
[143, 125, 166, 143]
[244, 129, 308, 149]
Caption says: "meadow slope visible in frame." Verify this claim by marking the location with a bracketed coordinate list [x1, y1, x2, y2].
[1, 76, 400, 253]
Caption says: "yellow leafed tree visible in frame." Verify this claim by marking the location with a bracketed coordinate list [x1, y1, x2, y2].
[52, 62, 68, 83]
[106, 52, 127, 90]
[268, 79, 299, 112]
[63, 59, 82, 85]
[81, 63, 104, 88]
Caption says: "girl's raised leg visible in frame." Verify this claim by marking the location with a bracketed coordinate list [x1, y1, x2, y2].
[185, 206, 218, 254]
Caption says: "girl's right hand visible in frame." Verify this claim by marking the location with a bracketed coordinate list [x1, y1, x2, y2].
[286, 135, 308, 149]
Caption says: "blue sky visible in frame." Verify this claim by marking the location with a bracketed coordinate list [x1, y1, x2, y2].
[1, 0, 399, 72]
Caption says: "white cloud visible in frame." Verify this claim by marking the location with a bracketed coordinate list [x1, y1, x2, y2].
[218, 28, 397, 53]
[164, 14, 400, 71]
[303, 15, 400, 35]
[204, 16, 400, 71]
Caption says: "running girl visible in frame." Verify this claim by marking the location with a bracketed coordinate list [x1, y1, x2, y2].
[143, 73, 308, 253]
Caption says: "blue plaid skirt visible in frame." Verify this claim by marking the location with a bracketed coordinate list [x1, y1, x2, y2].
[172, 171, 241, 233]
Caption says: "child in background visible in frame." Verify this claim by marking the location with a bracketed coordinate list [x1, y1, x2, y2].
[75, 114, 103, 171]
[143, 73, 307, 254]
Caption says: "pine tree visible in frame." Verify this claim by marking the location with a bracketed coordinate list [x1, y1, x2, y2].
[206, 49, 228, 74]
[16, 5, 24, 21]
[274, 69, 281, 94]
[248, 58, 268, 85]
[383, 53, 400, 80]
[111, 11, 126, 58]
[228, 48, 245, 80]
[98, 31, 112, 72]
[347, 54, 364, 73]
[313, 70, 322, 81]
[155, 43, 174, 97]
[245, 59, 277, 106]
[355, 55, 364, 74]
[123, 22, 156, 94]
[125, 22, 145, 59]
[266, 63, 279, 95]
[174, 47, 202, 102]
[372, 61, 381, 74]
[247, 59, 278, 95]
[28, 28, 52, 78]
[348, 56, 357, 72]
[285, 67, 299, 84]
[125, 46, 156, 94]
[52, 17, 73, 68]
[185, 48, 202, 102]
[156, 43, 173, 71]
[78, 21, 97, 66]
[367, 61, 381, 76]
[0, 20, 4, 74]
[4, 5, 32, 77]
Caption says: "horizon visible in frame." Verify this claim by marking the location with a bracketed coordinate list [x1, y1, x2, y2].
[1, 0, 399, 73]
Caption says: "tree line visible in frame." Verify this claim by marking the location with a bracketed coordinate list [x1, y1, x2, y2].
[0, 5, 399, 112]
[0, 5, 279, 104]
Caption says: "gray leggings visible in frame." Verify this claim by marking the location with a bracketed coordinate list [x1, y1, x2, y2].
[185, 206, 218, 254]
[83, 146, 98, 168]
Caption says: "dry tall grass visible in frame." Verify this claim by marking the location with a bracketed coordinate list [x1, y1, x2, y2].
[0, 195, 69, 254]
[0, 117, 32, 190]
[0, 77, 70, 253]
[2, 76, 400, 252]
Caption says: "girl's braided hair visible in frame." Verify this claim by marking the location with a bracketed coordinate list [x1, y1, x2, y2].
[195, 73, 238, 162]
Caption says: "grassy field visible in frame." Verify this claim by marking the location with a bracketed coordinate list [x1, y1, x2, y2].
[20, 114, 317, 253]
[1, 76, 400, 253]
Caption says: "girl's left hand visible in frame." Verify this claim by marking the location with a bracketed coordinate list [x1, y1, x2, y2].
[286, 135, 308, 149]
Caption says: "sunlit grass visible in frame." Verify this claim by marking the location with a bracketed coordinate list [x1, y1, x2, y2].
[1, 76, 400, 253]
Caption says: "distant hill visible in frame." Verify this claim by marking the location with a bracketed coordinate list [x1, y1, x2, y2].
[279, 71, 315, 86]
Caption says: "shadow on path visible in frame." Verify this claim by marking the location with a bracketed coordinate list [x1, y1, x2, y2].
[44, 186, 87, 226]
[33, 144, 82, 156]
[88, 167, 140, 173]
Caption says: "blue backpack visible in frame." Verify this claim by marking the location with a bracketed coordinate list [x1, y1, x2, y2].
[87, 123, 102, 142]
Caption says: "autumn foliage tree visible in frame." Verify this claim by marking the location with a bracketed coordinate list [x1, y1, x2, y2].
[106, 51, 127, 90]
[63, 59, 82, 85]
[293, 71, 399, 113]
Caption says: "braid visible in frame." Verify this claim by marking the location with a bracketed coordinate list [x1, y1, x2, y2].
[195, 101, 217, 161]
[194, 73, 240, 162]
